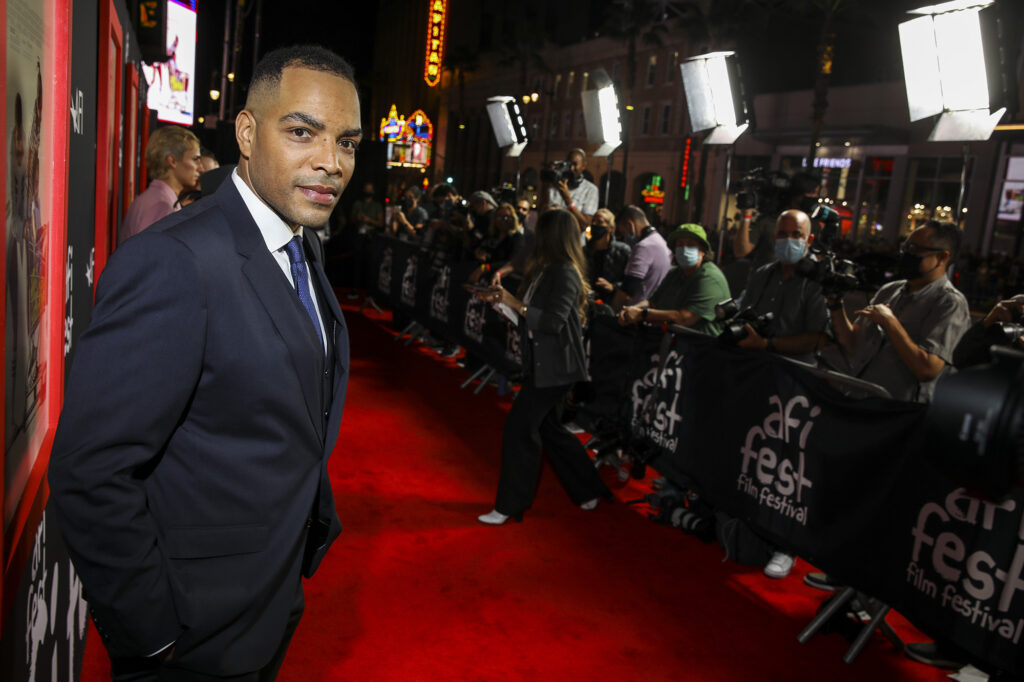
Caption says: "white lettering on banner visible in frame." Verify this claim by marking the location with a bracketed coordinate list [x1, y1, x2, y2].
[70, 89, 84, 135]
[429, 265, 450, 322]
[505, 323, 521, 365]
[463, 297, 485, 344]
[400, 256, 417, 307]
[734, 394, 818, 526]
[905, 488, 1024, 645]
[65, 245, 74, 356]
[629, 348, 685, 453]
[377, 247, 392, 294]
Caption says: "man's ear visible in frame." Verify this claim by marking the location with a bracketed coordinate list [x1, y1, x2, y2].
[166, 153, 178, 170]
[236, 109, 256, 159]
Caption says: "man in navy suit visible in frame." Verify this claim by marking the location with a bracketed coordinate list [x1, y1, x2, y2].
[47, 45, 361, 680]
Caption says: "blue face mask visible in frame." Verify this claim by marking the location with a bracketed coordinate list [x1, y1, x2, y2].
[774, 238, 806, 265]
[675, 246, 701, 269]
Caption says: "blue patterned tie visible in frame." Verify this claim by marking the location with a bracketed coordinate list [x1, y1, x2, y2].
[284, 236, 324, 350]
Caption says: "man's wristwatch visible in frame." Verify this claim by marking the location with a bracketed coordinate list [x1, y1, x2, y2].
[765, 338, 776, 352]
[641, 308, 649, 321]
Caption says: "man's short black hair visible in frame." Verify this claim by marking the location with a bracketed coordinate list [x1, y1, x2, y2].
[405, 186, 422, 200]
[247, 45, 355, 105]
[924, 219, 961, 257]
[432, 183, 456, 199]
[616, 204, 648, 226]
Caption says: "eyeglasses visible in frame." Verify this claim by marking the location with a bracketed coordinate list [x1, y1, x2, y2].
[900, 243, 946, 257]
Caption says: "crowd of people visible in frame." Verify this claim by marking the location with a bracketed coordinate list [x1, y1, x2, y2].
[337, 151, 1022, 674]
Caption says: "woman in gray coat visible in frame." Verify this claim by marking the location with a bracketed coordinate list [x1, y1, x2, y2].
[476, 208, 611, 524]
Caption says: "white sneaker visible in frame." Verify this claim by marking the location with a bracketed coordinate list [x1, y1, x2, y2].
[477, 509, 521, 525]
[579, 498, 599, 511]
[764, 551, 795, 579]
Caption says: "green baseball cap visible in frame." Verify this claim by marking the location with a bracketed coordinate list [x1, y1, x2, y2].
[667, 223, 710, 252]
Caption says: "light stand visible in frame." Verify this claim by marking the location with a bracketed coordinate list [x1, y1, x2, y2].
[581, 68, 623, 160]
[899, 1, 1008, 227]
[680, 51, 749, 261]
[486, 96, 529, 192]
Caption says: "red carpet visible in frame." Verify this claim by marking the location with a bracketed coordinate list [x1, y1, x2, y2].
[81, 302, 948, 681]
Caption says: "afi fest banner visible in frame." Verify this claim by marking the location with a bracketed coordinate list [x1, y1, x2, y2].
[362, 234, 1023, 674]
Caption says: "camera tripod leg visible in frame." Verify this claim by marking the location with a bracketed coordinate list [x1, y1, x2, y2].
[797, 586, 857, 644]
[460, 364, 492, 390]
[844, 601, 893, 664]
[473, 368, 496, 395]
[394, 320, 418, 342]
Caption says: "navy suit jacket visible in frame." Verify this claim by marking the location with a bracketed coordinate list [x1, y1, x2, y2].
[47, 179, 349, 674]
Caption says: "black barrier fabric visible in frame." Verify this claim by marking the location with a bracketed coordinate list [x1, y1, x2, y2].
[677, 343, 1023, 674]
[358, 235, 1023, 673]
[367, 235, 523, 377]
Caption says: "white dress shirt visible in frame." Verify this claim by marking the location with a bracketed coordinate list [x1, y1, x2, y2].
[231, 171, 327, 348]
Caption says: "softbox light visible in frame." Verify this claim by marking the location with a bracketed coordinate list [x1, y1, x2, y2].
[580, 68, 621, 157]
[899, 0, 1006, 141]
[680, 51, 749, 145]
[485, 96, 528, 157]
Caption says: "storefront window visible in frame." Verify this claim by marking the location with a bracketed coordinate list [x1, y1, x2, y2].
[854, 157, 893, 244]
[899, 156, 968, 236]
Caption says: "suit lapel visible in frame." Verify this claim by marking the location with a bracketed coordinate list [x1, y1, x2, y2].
[217, 181, 324, 441]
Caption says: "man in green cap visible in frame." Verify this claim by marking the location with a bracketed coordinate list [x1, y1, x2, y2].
[618, 223, 730, 336]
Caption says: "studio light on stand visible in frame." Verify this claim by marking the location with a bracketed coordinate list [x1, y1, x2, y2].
[680, 51, 750, 261]
[486, 96, 529, 193]
[899, 0, 1009, 217]
[581, 68, 622, 206]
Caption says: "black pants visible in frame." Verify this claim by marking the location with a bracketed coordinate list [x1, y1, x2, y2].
[110, 582, 304, 682]
[494, 379, 609, 516]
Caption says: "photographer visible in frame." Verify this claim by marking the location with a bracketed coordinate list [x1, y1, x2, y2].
[537, 148, 599, 232]
[736, 210, 829, 365]
[586, 208, 631, 300]
[618, 224, 729, 336]
[607, 205, 672, 310]
[952, 294, 1024, 368]
[473, 203, 525, 269]
[391, 185, 429, 239]
[733, 172, 839, 272]
[829, 219, 971, 404]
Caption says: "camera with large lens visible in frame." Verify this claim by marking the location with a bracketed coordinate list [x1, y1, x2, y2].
[540, 160, 575, 185]
[794, 248, 861, 299]
[715, 298, 776, 345]
[490, 183, 518, 206]
[439, 196, 470, 220]
[927, 347, 1024, 498]
[733, 168, 791, 216]
[989, 311, 1024, 347]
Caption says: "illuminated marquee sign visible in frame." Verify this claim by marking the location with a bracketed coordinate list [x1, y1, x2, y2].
[379, 104, 434, 169]
[801, 156, 853, 169]
[642, 175, 666, 205]
[424, 0, 447, 87]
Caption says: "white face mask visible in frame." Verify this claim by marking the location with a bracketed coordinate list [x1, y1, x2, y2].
[675, 246, 701, 268]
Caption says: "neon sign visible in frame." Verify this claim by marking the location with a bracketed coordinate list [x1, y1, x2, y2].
[424, 0, 447, 87]
[379, 104, 434, 168]
[679, 136, 692, 201]
[642, 175, 665, 205]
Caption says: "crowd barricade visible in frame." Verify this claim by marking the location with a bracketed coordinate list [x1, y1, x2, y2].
[359, 232, 1024, 676]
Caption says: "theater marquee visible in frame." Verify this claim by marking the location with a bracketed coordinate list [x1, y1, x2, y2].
[424, 0, 447, 87]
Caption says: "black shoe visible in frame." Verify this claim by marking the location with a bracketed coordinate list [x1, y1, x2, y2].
[803, 572, 843, 592]
[904, 642, 965, 670]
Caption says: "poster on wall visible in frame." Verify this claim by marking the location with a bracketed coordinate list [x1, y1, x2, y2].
[997, 181, 1023, 222]
[4, 0, 70, 557]
[140, 0, 195, 125]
